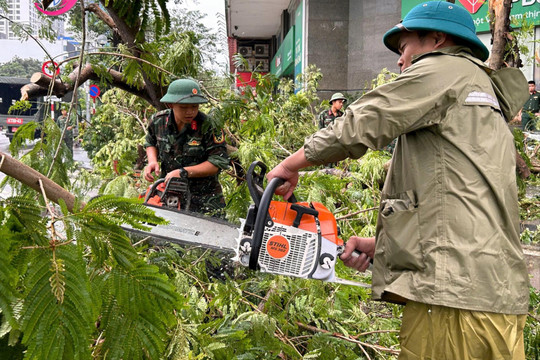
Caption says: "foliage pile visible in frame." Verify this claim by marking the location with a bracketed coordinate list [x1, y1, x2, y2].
[0, 1, 538, 357]
[1, 63, 539, 359]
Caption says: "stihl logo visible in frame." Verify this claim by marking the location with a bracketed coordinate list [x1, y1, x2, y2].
[266, 235, 290, 259]
[459, 0, 486, 13]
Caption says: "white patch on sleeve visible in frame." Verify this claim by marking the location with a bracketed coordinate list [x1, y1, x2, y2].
[464, 91, 500, 109]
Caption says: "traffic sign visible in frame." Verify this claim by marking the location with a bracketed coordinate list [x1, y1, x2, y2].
[42, 61, 60, 78]
[89, 85, 100, 99]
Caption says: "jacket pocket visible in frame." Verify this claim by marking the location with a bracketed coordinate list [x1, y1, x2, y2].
[181, 141, 205, 166]
[380, 190, 425, 271]
[157, 137, 171, 156]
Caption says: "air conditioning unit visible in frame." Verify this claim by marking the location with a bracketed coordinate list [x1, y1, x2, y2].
[238, 46, 252, 57]
[237, 58, 255, 72]
[254, 59, 269, 72]
[254, 44, 269, 57]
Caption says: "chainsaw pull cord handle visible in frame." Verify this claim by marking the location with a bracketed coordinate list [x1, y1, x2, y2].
[249, 177, 284, 270]
[290, 203, 319, 228]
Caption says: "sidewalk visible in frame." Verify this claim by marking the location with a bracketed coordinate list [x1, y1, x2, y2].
[73, 143, 93, 170]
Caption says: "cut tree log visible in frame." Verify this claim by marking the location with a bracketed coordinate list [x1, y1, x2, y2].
[0, 151, 79, 212]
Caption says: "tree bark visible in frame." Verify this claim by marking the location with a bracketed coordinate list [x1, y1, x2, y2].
[488, 0, 519, 69]
[0, 152, 79, 212]
[488, 0, 529, 179]
[21, 64, 153, 105]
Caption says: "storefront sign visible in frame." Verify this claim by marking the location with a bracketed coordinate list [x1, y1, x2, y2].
[402, 0, 540, 32]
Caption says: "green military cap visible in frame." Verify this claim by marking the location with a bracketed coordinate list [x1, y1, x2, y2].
[383, 1, 489, 61]
[160, 79, 208, 104]
[330, 93, 347, 103]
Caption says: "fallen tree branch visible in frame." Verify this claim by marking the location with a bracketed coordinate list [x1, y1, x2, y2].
[22, 63, 152, 104]
[296, 321, 400, 356]
[0, 152, 80, 212]
[336, 207, 378, 221]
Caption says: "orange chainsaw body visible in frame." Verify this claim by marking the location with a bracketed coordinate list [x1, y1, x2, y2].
[268, 200, 342, 245]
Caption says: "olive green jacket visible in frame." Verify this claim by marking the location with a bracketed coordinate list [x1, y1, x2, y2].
[304, 47, 530, 314]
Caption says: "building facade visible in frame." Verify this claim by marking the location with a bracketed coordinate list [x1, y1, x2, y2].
[226, 0, 540, 100]
[0, 0, 67, 64]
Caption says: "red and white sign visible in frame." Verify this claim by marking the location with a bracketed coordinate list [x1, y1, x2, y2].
[42, 61, 60, 78]
[458, 0, 486, 14]
[6, 118, 23, 125]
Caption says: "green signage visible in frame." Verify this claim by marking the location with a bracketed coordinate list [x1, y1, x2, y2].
[294, 0, 303, 92]
[402, 0, 540, 33]
[270, 45, 282, 75]
[282, 27, 295, 75]
[271, 26, 295, 77]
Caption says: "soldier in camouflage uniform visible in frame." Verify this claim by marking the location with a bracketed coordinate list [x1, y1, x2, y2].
[522, 80, 540, 131]
[144, 79, 230, 217]
[318, 92, 347, 129]
[56, 107, 74, 156]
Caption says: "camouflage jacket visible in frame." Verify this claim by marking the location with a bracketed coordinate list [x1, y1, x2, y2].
[522, 91, 540, 130]
[144, 109, 230, 214]
[56, 114, 74, 138]
[318, 108, 343, 129]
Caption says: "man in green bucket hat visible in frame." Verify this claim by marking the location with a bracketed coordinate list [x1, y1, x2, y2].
[266, 2, 530, 358]
[143, 78, 230, 217]
[318, 92, 347, 129]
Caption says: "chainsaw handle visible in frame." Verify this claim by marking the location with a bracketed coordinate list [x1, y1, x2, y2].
[249, 176, 284, 270]
[337, 245, 374, 264]
[247, 161, 297, 209]
[144, 178, 165, 203]
[246, 161, 267, 209]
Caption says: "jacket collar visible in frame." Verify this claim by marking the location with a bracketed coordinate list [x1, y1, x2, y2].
[412, 46, 478, 65]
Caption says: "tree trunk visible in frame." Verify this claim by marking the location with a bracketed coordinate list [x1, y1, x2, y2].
[0, 152, 79, 212]
[488, 0, 529, 179]
[20, 1, 168, 110]
[488, 0, 521, 69]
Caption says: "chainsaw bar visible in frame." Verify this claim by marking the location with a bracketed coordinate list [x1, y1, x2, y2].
[122, 205, 239, 253]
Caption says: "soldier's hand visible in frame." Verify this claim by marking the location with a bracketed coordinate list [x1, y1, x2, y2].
[267, 163, 299, 201]
[340, 236, 375, 272]
[144, 162, 160, 182]
[165, 169, 181, 182]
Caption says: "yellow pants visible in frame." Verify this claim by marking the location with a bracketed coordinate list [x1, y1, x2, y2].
[399, 301, 527, 360]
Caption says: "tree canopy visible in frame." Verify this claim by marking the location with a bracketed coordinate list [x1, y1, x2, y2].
[0, 57, 42, 78]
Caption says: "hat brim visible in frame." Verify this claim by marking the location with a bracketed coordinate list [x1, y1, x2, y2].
[383, 19, 489, 61]
[160, 94, 208, 104]
[330, 98, 347, 103]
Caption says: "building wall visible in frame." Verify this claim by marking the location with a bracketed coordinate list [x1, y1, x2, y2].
[346, 0, 401, 93]
[305, 0, 402, 100]
[306, 0, 350, 100]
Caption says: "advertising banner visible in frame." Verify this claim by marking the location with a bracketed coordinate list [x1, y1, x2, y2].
[402, 1, 540, 32]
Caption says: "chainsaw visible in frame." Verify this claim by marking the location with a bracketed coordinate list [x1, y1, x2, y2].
[124, 161, 369, 287]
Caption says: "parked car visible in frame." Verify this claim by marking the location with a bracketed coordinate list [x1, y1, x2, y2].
[0, 77, 44, 142]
